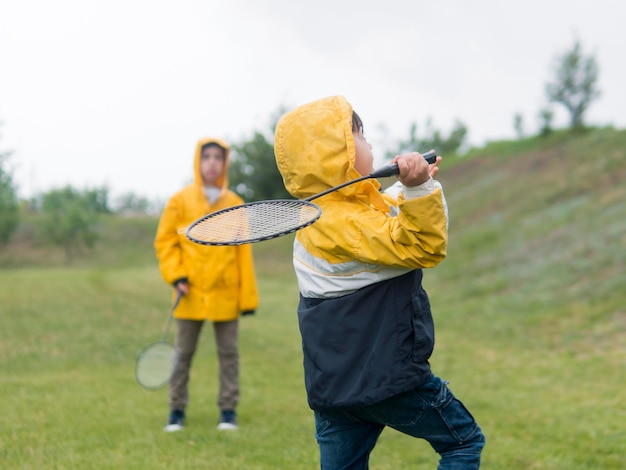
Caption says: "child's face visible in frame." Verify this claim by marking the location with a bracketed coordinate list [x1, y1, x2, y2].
[353, 128, 374, 176]
[200, 146, 225, 187]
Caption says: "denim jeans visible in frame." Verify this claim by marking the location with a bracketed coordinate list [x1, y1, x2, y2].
[314, 374, 485, 469]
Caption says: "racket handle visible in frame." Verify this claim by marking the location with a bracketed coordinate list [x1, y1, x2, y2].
[370, 150, 438, 178]
[422, 150, 438, 164]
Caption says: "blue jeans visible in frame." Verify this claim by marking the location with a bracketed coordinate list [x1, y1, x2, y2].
[314, 374, 485, 469]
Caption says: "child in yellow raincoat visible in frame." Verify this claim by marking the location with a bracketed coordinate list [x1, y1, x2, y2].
[155, 137, 258, 432]
[274, 96, 485, 468]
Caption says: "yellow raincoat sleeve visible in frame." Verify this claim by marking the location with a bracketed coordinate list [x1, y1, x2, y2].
[300, 187, 447, 270]
[360, 188, 447, 268]
[154, 195, 187, 285]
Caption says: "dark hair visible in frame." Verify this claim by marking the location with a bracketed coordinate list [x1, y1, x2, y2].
[352, 111, 364, 134]
[201, 142, 226, 154]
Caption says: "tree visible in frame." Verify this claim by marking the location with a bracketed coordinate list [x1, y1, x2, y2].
[38, 186, 100, 261]
[82, 186, 111, 214]
[229, 131, 290, 200]
[229, 106, 292, 201]
[113, 191, 153, 214]
[545, 39, 600, 130]
[538, 107, 554, 137]
[385, 118, 468, 160]
[513, 113, 524, 139]
[0, 124, 19, 244]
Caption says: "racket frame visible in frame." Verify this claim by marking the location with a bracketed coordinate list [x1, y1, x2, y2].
[135, 290, 182, 390]
[185, 199, 322, 246]
[134, 340, 176, 390]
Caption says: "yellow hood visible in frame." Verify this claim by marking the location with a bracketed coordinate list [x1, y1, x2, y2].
[274, 95, 386, 208]
[273, 95, 447, 271]
[193, 137, 231, 189]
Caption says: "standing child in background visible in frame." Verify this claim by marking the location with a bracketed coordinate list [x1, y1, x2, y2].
[274, 96, 485, 469]
[154, 137, 258, 432]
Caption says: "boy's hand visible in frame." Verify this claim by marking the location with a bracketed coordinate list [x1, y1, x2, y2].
[174, 279, 190, 295]
[391, 151, 441, 187]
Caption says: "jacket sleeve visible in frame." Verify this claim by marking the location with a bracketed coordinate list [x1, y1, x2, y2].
[154, 195, 188, 285]
[307, 187, 448, 270]
[236, 242, 259, 312]
[370, 187, 447, 268]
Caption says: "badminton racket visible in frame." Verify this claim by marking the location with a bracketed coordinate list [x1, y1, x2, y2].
[135, 290, 183, 390]
[184, 150, 438, 246]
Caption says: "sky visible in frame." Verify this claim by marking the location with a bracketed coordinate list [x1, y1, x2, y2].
[1, 0, 625, 203]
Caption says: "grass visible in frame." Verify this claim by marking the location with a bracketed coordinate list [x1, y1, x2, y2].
[1, 127, 625, 468]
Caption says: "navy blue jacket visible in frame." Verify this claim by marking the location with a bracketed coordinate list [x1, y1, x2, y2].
[298, 270, 434, 411]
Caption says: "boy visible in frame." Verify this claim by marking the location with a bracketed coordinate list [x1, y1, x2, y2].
[155, 137, 258, 432]
[274, 96, 485, 468]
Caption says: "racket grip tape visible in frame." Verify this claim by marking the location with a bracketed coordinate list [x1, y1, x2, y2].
[370, 150, 438, 178]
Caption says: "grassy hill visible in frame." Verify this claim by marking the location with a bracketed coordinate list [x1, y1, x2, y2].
[1, 127, 624, 468]
[436, 125, 626, 315]
[432, 128, 626, 468]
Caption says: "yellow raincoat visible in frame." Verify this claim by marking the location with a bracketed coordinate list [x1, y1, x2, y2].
[154, 137, 258, 321]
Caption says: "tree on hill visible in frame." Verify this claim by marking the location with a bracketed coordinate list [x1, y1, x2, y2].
[0, 123, 19, 244]
[229, 106, 291, 201]
[37, 186, 108, 261]
[385, 118, 468, 160]
[538, 107, 555, 137]
[229, 131, 290, 201]
[113, 191, 154, 214]
[513, 113, 524, 139]
[545, 39, 600, 130]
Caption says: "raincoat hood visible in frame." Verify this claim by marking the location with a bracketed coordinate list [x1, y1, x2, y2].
[274, 95, 386, 208]
[193, 137, 231, 190]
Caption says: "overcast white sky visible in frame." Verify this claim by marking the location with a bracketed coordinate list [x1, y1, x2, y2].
[1, 0, 624, 202]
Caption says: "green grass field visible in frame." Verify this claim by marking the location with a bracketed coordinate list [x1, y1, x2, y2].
[1, 128, 625, 468]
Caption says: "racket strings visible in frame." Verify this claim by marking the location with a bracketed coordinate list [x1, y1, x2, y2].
[135, 341, 175, 389]
[187, 200, 321, 245]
